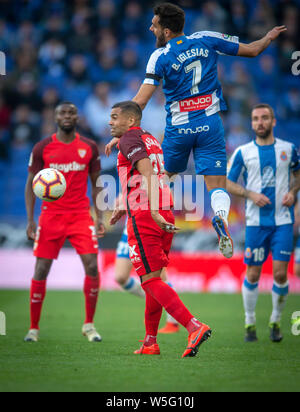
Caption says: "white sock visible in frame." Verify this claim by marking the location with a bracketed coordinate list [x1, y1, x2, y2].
[166, 282, 178, 325]
[210, 189, 231, 226]
[242, 278, 259, 325]
[270, 280, 289, 324]
[122, 276, 145, 298]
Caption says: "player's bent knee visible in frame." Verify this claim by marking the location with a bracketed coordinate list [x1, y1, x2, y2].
[115, 272, 129, 286]
[34, 258, 52, 280]
[86, 262, 99, 277]
[141, 270, 162, 284]
[246, 267, 261, 284]
[274, 272, 288, 285]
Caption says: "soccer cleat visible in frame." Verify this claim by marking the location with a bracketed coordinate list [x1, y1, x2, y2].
[134, 341, 160, 355]
[82, 323, 102, 342]
[24, 329, 39, 342]
[244, 324, 258, 342]
[182, 323, 212, 358]
[269, 322, 283, 343]
[212, 216, 234, 259]
[158, 322, 180, 334]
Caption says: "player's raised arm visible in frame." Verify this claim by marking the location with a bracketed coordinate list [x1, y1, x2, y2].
[237, 26, 287, 58]
[132, 83, 157, 111]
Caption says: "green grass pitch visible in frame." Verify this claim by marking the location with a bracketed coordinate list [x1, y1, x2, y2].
[0, 290, 299, 392]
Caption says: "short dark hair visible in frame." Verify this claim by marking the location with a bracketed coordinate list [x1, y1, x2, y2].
[252, 103, 275, 119]
[55, 102, 77, 113]
[154, 2, 185, 34]
[112, 101, 142, 121]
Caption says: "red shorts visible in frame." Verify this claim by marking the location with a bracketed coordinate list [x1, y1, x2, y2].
[127, 210, 175, 277]
[34, 212, 99, 260]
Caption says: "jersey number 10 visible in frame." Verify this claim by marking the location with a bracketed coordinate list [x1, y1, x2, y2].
[185, 60, 202, 95]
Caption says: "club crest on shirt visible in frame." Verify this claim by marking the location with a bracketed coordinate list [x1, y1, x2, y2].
[261, 166, 276, 188]
[280, 151, 288, 161]
[245, 248, 252, 259]
[78, 149, 87, 159]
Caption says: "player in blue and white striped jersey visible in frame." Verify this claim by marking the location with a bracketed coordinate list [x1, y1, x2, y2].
[106, 3, 287, 259]
[227, 104, 300, 343]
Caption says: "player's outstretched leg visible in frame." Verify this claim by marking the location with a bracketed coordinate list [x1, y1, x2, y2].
[158, 278, 179, 334]
[210, 188, 233, 259]
[141, 275, 211, 358]
[116, 257, 179, 333]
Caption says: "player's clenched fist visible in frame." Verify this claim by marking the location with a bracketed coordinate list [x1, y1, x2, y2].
[95, 219, 106, 238]
[151, 211, 180, 233]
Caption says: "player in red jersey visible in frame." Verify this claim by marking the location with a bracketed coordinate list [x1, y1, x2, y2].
[109, 101, 211, 357]
[24, 102, 105, 343]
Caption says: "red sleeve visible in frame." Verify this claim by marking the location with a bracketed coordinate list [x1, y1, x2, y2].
[119, 130, 148, 167]
[28, 138, 50, 175]
[81, 137, 101, 174]
[89, 141, 101, 174]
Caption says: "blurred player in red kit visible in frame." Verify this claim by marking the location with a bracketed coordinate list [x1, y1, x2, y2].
[24, 102, 105, 342]
[109, 101, 211, 357]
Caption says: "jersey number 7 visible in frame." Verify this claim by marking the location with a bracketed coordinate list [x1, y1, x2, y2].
[185, 60, 202, 95]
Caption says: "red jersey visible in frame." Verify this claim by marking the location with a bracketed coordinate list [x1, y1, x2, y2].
[117, 127, 173, 217]
[28, 133, 101, 213]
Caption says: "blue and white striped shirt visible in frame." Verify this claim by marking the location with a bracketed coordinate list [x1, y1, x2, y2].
[228, 138, 300, 227]
[144, 31, 239, 127]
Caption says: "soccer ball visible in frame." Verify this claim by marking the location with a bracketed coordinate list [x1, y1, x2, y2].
[32, 168, 67, 202]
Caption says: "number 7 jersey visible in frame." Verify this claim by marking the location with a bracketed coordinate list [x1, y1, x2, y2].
[117, 127, 173, 217]
[144, 31, 239, 127]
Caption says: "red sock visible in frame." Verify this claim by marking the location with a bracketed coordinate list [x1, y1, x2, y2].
[30, 279, 47, 330]
[142, 277, 194, 330]
[144, 292, 163, 346]
[84, 275, 100, 324]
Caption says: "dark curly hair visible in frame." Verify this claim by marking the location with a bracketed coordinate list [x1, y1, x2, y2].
[154, 2, 185, 34]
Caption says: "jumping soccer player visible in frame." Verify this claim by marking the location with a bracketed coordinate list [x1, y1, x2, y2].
[227, 104, 300, 343]
[106, 2, 287, 259]
[24, 102, 105, 343]
[109, 100, 211, 357]
[113, 203, 179, 334]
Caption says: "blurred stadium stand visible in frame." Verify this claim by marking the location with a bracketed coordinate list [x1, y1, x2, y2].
[0, 0, 299, 250]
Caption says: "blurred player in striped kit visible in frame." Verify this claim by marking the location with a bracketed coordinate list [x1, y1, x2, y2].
[227, 104, 300, 343]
